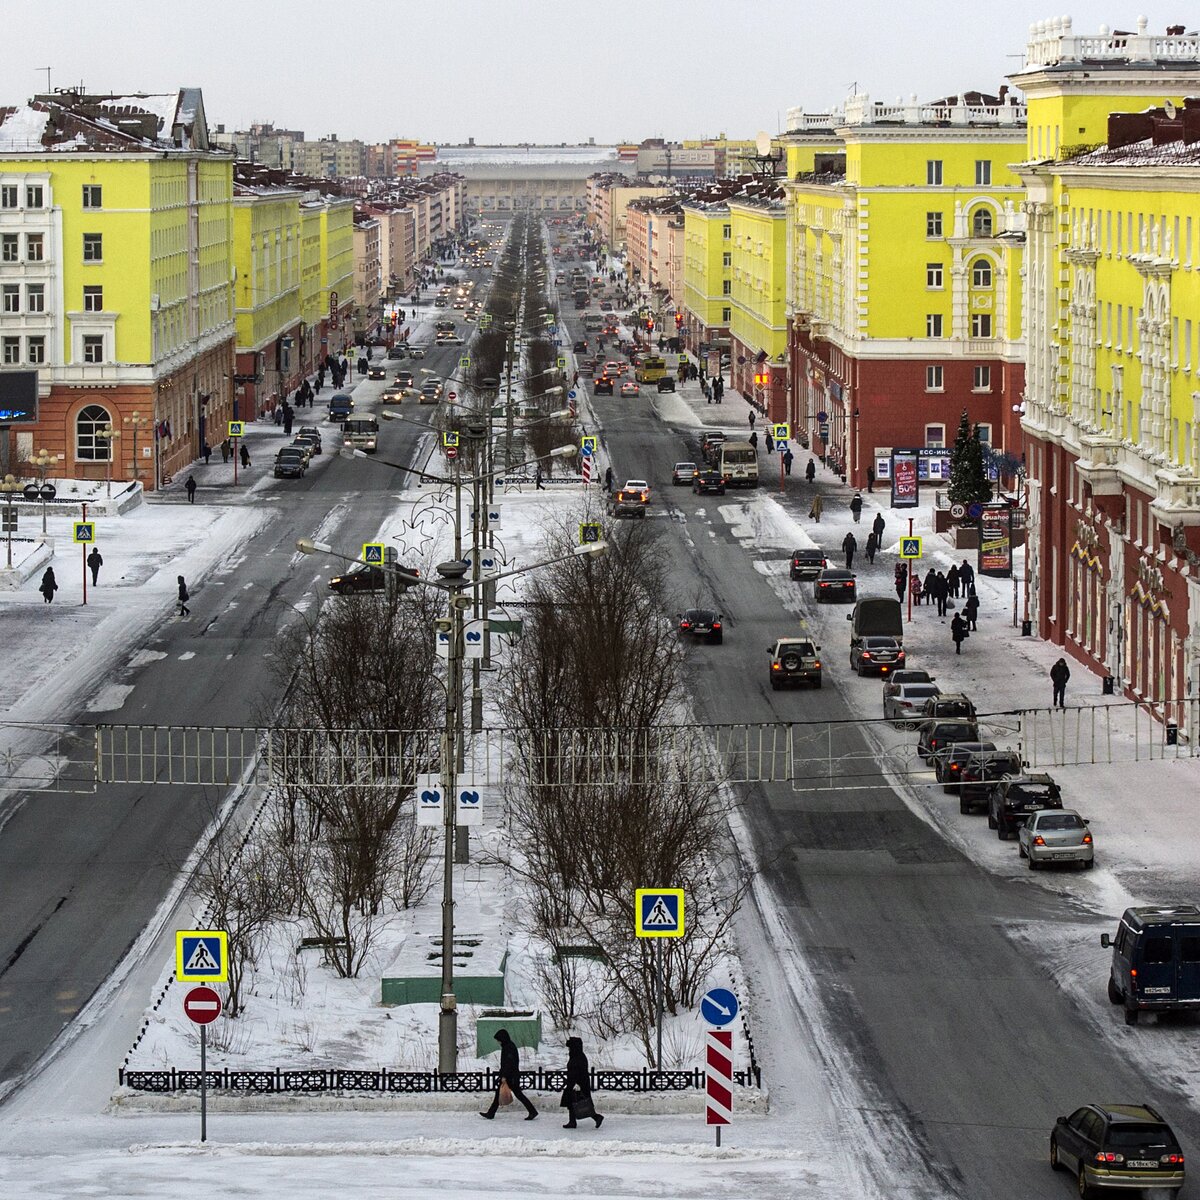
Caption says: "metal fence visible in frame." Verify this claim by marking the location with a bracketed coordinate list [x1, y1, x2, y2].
[119, 1064, 761, 1094]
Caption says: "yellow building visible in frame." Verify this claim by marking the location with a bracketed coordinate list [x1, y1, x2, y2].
[0, 88, 235, 488]
[682, 202, 732, 353]
[785, 91, 1026, 482]
[1011, 15, 1200, 722]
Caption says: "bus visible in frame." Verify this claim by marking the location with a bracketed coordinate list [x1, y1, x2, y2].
[342, 413, 379, 453]
[719, 440, 759, 487]
[634, 355, 667, 384]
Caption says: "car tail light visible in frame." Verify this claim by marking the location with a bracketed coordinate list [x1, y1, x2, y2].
[680, 621, 690, 629]
[1162, 1154, 1184, 1164]
[1082, 833, 1092, 844]
[862, 653, 872, 660]
[1095, 1152, 1125, 1164]
[813, 661, 820, 669]
[1033, 835, 1046, 845]
[771, 662, 781, 671]
[712, 622, 721, 630]
[949, 763, 961, 774]
[820, 583, 830, 588]
[899, 701, 912, 708]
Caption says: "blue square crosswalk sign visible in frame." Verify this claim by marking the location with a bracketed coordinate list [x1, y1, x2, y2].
[176, 929, 228, 982]
[635, 888, 685, 938]
[900, 537, 923, 559]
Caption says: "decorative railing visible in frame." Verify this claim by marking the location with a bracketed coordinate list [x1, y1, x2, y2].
[1023, 15, 1200, 68]
[840, 94, 1025, 128]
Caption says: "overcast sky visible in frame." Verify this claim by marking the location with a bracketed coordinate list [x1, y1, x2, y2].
[3, 1, 1191, 144]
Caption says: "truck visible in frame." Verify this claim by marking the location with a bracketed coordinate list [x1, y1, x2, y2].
[846, 597, 904, 655]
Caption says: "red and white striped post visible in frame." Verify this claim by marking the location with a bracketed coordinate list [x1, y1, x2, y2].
[581, 456, 592, 485]
[705, 1029, 733, 1146]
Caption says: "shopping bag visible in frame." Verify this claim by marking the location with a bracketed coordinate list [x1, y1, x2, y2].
[569, 1092, 596, 1121]
[498, 1081, 514, 1106]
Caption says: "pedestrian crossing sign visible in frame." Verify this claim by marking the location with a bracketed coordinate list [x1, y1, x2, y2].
[773, 423, 790, 442]
[227, 421, 245, 438]
[579, 522, 602, 545]
[900, 537, 923, 559]
[176, 929, 228, 982]
[72, 522, 95, 544]
[557, 356, 567, 370]
[580, 436, 597, 457]
[443, 430, 459, 448]
[459, 356, 471, 371]
[635, 888, 686, 938]
[362, 542, 385, 565]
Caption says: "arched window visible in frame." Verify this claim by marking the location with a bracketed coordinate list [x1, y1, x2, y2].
[972, 208, 993, 237]
[76, 404, 112, 461]
[971, 259, 993, 288]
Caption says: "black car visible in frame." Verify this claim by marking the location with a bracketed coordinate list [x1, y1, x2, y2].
[789, 548, 826, 580]
[678, 608, 723, 645]
[573, 339, 588, 352]
[329, 564, 385, 594]
[943, 744, 1023, 811]
[657, 376, 676, 392]
[1050, 1103, 1184, 1195]
[593, 376, 614, 395]
[988, 773, 1062, 839]
[814, 568, 857, 603]
[850, 635, 905, 676]
[692, 469, 726, 495]
[917, 718, 981, 762]
[273, 448, 307, 478]
[387, 346, 407, 360]
[367, 363, 387, 380]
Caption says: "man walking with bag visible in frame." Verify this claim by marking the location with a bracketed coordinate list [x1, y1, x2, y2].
[481, 1029, 537, 1121]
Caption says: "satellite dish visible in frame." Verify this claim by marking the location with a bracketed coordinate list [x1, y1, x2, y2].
[1164, 98, 1178, 119]
[755, 130, 771, 157]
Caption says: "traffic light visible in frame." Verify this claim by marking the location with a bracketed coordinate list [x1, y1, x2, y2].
[754, 370, 769, 387]
[646, 318, 654, 332]
[675, 311, 683, 327]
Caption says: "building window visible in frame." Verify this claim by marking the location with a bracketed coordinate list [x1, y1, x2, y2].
[1, 234, 16, 262]
[971, 260, 992, 288]
[2, 337, 19, 365]
[926, 314, 943, 337]
[76, 403, 113, 460]
[2, 284, 19, 313]
[722, 252, 731, 267]
[971, 313, 993, 337]
[0, 185, 16, 208]
[925, 365, 944, 392]
[972, 365, 992, 391]
[926, 160, 943, 186]
[975, 160, 992, 186]
[83, 285, 104, 312]
[926, 211, 943, 237]
[83, 233, 103, 262]
[721, 307, 731, 323]
[722, 224, 731, 239]
[82, 185, 102, 208]
[972, 209, 993, 237]
[722, 280, 731, 295]
[925, 423, 946, 447]
[27, 335, 45, 365]
[926, 263, 943, 289]
[25, 233, 44, 262]
[976, 422, 992, 446]
[25, 185, 43, 208]
[26, 284, 44, 313]
[82, 334, 105, 364]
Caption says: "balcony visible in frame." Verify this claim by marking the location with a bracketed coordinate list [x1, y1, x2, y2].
[1152, 467, 1200, 528]
[1074, 434, 1123, 497]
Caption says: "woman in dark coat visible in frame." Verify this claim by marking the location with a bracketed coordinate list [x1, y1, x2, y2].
[39, 567, 58, 604]
[963, 586, 979, 631]
[560, 1036, 603, 1129]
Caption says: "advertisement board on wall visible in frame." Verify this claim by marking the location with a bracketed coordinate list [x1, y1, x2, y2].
[0, 370, 40, 425]
[891, 450, 919, 508]
[978, 505, 1013, 577]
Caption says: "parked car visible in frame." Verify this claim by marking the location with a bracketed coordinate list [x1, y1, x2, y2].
[814, 568, 857, 603]
[850, 635, 905, 676]
[273, 447, 308, 478]
[672, 462, 697, 486]
[657, 376, 676, 392]
[1019, 808, 1094, 870]
[678, 608, 723, 645]
[297, 427, 323, 452]
[987, 772, 1063, 839]
[936, 739, 995, 787]
[920, 693, 977, 722]
[883, 681, 941, 728]
[917, 718, 980, 762]
[692, 469, 726, 495]
[789, 548, 827, 581]
[593, 376, 614, 395]
[367, 363, 387, 380]
[946, 745, 1023, 812]
[1050, 1104, 1184, 1194]
[1101, 904, 1200, 1025]
[768, 637, 822, 689]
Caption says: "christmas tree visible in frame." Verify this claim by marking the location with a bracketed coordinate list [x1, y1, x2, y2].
[947, 409, 992, 507]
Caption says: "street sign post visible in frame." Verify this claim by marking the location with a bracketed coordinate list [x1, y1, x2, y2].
[635, 888, 685, 1071]
[176, 930, 228, 983]
[700, 987, 739, 1027]
[362, 542, 385, 565]
[183, 985, 222, 1143]
[706, 1029, 734, 1144]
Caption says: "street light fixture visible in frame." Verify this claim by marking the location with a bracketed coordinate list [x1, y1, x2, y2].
[123, 411, 150, 487]
[97, 424, 121, 499]
[29, 448, 61, 534]
[0, 473, 20, 568]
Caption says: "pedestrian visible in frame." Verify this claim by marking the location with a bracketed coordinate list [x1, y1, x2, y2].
[959, 558, 975, 593]
[39, 566, 58, 604]
[947, 563, 961, 599]
[872, 511, 885, 545]
[783, 448, 794, 476]
[894, 561, 908, 602]
[910, 572, 923, 606]
[765, 431, 774, 454]
[273, 405, 283, 426]
[865, 530, 878, 564]
[202, 442, 211, 465]
[748, 409, 756, 429]
[749, 431, 758, 452]
[964, 586, 979, 631]
[185, 474, 197, 504]
[560, 1036, 604, 1130]
[867, 464, 876, 494]
[842, 531, 857, 570]
[239, 443, 251, 469]
[283, 409, 294, 437]
[604, 466, 613, 493]
[714, 377, 723, 402]
[850, 493, 863, 523]
[221, 439, 231, 464]
[480, 1029, 538, 1121]
[535, 466, 545, 490]
[923, 567, 937, 608]
[805, 458, 816, 484]
[935, 571, 949, 617]
[1051, 657, 1071, 708]
[951, 612, 968, 654]
[177, 575, 190, 617]
[86, 547, 103, 585]
[809, 493, 823, 523]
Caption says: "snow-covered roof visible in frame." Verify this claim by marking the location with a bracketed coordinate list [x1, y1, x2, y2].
[1065, 137, 1200, 167]
[96, 93, 180, 134]
[0, 106, 50, 151]
[432, 144, 620, 167]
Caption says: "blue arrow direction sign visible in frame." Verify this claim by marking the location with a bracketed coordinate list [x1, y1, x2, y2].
[700, 987, 739, 1027]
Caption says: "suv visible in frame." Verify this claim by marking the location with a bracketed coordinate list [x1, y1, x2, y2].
[920, 693, 977, 722]
[657, 376, 676, 393]
[789, 548, 827, 581]
[917, 718, 980, 762]
[768, 638, 822, 689]
[1101, 904, 1200, 1025]
[946, 745, 1022, 812]
[1050, 1104, 1184, 1194]
[987, 773, 1062, 839]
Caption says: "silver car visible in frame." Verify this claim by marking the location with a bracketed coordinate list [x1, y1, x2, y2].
[1018, 808, 1094, 870]
[884, 682, 940, 727]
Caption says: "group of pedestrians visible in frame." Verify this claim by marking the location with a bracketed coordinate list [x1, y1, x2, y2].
[480, 1029, 604, 1131]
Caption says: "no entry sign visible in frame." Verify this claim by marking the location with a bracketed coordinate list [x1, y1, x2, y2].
[183, 985, 222, 1025]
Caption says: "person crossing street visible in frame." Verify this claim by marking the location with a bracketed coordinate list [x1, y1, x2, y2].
[842, 531, 857, 570]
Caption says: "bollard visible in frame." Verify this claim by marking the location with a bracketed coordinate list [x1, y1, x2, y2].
[1021, 619, 1032, 637]
[1166, 721, 1179, 746]
[1102, 675, 1115, 695]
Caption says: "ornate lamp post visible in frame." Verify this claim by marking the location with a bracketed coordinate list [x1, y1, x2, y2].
[29, 447, 61, 534]
[0, 474, 20, 568]
[123, 411, 150, 486]
[97, 424, 120, 499]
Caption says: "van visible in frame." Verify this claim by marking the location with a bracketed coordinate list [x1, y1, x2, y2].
[327, 392, 353, 421]
[584, 314, 604, 332]
[719, 440, 758, 487]
[847, 597, 903, 653]
[1101, 905, 1200, 1024]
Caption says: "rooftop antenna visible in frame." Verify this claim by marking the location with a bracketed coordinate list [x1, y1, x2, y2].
[750, 130, 783, 178]
[36, 66, 51, 93]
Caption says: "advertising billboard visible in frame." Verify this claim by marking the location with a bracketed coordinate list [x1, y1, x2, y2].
[0, 370, 39, 425]
[891, 449, 919, 508]
[978, 505, 1013, 577]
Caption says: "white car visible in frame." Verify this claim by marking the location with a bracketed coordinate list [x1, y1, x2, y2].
[622, 479, 650, 498]
[883, 681, 941, 727]
[1018, 808, 1095, 870]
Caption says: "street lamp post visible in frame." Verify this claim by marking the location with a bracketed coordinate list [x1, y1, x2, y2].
[97, 424, 120, 499]
[123, 411, 150, 487]
[29, 448, 61, 534]
[0, 474, 20, 568]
